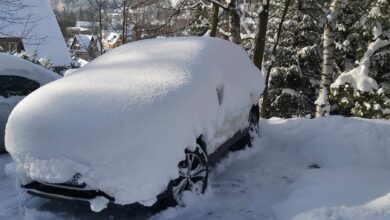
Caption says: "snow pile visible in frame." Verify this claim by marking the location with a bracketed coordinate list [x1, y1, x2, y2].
[77, 58, 89, 67]
[288, 188, 390, 220]
[265, 117, 390, 169]
[153, 116, 390, 220]
[267, 117, 390, 220]
[315, 88, 329, 105]
[332, 38, 390, 92]
[315, 88, 330, 115]
[3, 116, 390, 219]
[5, 37, 263, 209]
[62, 69, 77, 77]
[63, 59, 89, 77]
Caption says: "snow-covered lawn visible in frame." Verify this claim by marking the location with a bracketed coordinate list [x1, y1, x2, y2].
[2, 116, 390, 219]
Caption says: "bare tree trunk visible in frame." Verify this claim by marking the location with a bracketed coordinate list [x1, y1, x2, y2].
[87, 0, 105, 54]
[99, 3, 103, 55]
[252, 0, 270, 70]
[228, 0, 241, 44]
[122, 0, 127, 44]
[113, 0, 131, 45]
[261, 0, 291, 119]
[209, 3, 219, 37]
[315, 0, 342, 117]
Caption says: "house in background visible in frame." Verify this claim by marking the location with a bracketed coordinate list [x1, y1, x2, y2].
[0, 37, 24, 53]
[103, 32, 122, 50]
[66, 21, 99, 35]
[70, 34, 102, 61]
[0, 0, 72, 71]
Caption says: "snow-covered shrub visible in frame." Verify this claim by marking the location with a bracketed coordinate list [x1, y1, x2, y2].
[13, 51, 53, 69]
[268, 89, 313, 118]
[330, 32, 390, 119]
[297, 45, 322, 81]
[261, 2, 322, 118]
[330, 85, 390, 119]
[266, 65, 315, 118]
[329, 0, 390, 119]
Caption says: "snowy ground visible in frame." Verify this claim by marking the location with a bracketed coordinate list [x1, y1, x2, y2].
[2, 116, 390, 220]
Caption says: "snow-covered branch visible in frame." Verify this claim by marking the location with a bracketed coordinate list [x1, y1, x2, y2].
[332, 38, 390, 92]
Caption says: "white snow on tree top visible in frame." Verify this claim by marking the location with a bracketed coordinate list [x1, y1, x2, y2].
[332, 65, 379, 92]
[0, 0, 72, 67]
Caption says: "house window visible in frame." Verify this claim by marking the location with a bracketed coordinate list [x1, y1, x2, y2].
[8, 42, 17, 52]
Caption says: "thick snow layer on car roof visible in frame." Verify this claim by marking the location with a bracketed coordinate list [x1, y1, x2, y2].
[5, 37, 263, 209]
[0, 53, 60, 84]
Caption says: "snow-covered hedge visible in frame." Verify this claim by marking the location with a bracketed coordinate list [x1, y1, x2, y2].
[266, 65, 316, 118]
[330, 85, 390, 119]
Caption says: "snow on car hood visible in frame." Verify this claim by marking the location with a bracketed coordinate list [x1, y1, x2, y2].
[5, 37, 264, 207]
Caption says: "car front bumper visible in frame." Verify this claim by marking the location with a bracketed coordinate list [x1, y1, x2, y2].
[22, 180, 114, 203]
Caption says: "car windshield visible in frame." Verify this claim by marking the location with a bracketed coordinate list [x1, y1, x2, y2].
[0, 75, 40, 98]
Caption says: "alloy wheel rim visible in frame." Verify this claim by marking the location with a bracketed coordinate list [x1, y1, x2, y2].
[172, 148, 207, 205]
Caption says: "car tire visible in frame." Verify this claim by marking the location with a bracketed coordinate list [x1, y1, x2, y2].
[154, 139, 208, 209]
[248, 104, 260, 143]
[230, 104, 259, 151]
[153, 139, 208, 210]
[171, 142, 208, 206]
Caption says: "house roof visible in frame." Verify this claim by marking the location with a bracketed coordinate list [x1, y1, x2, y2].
[73, 34, 102, 52]
[66, 21, 98, 33]
[76, 21, 98, 29]
[105, 32, 120, 46]
[0, 0, 72, 67]
[66, 27, 90, 33]
[74, 34, 93, 52]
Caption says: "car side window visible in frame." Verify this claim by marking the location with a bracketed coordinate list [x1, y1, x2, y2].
[0, 75, 40, 98]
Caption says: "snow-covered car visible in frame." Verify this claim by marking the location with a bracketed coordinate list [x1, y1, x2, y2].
[0, 53, 60, 153]
[5, 37, 264, 211]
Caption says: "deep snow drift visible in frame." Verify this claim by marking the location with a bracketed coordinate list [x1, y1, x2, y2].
[154, 116, 390, 220]
[5, 37, 263, 209]
[2, 116, 390, 219]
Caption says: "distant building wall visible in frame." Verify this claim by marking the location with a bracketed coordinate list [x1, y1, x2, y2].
[0, 37, 24, 53]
